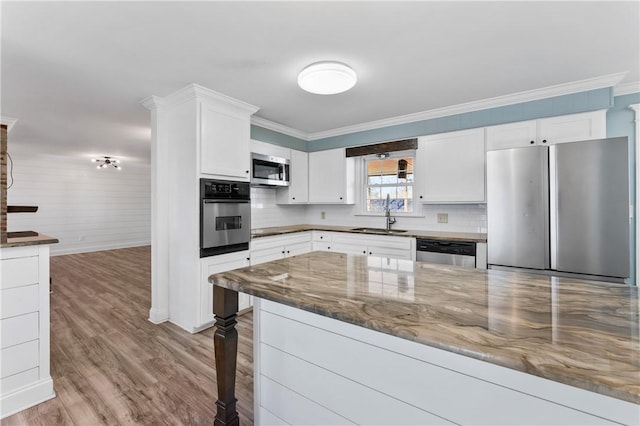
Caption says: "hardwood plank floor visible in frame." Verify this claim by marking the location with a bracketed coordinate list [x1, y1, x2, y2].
[3, 246, 254, 426]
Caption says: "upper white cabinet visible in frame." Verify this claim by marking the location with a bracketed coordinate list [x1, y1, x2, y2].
[416, 128, 486, 203]
[308, 148, 355, 204]
[250, 139, 291, 160]
[200, 100, 257, 180]
[486, 110, 606, 151]
[277, 149, 309, 204]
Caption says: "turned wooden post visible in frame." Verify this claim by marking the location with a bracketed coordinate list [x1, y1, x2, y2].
[213, 285, 239, 426]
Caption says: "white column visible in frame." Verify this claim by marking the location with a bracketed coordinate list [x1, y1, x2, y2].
[629, 103, 640, 285]
[141, 96, 170, 323]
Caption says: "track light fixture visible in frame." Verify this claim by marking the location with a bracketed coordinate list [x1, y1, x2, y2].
[92, 156, 121, 170]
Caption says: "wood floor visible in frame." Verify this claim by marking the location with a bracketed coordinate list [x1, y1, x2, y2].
[3, 246, 254, 426]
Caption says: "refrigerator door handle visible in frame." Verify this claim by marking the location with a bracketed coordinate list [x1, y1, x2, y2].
[549, 146, 558, 271]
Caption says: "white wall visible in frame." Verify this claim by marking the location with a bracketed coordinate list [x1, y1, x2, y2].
[251, 186, 486, 233]
[6, 150, 150, 255]
[304, 204, 486, 233]
[251, 187, 307, 228]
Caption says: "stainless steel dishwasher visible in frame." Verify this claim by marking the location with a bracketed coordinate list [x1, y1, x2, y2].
[416, 239, 476, 268]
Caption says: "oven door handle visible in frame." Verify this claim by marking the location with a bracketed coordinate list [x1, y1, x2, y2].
[202, 199, 250, 204]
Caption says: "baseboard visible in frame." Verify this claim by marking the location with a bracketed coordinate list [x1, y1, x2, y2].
[148, 307, 169, 324]
[0, 378, 55, 419]
[50, 241, 150, 257]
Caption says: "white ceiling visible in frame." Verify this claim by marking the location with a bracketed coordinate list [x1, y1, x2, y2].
[2, 1, 638, 164]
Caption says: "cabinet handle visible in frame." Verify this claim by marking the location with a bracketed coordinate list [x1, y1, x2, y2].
[320, 236, 323, 239]
[246, 257, 250, 261]
[281, 250, 285, 254]
[287, 250, 290, 254]
[363, 250, 366, 254]
[369, 252, 372, 255]
[419, 195, 423, 199]
[292, 197, 295, 200]
[328, 246, 331, 250]
[245, 170, 249, 173]
[339, 197, 343, 200]
[530, 140, 535, 144]
[542, 139, 547, 144]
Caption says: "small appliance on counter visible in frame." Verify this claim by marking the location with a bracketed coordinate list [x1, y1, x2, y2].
[250, 152, 289, 186]
[200, 179, 250, 258]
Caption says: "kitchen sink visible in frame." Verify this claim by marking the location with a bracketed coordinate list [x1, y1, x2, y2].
[351, 227, 408, 234]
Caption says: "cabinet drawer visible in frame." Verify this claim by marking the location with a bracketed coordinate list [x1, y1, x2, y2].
[251, 232, 310, 251]
[1, 340, 39, 379]
[0, 256, 39, 290]
[0, 246, 39, 260]
[312, 231, 333, 243]
[0, 367, 39, 395]
[1, 312, 39, 349]
[0, 284, 39, 319]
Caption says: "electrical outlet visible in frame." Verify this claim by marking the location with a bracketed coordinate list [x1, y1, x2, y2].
[437, 213, 448, 224]
[321, 211, 326, 220]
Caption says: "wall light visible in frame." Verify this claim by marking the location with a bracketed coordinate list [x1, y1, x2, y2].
[298, 61, 357, 95]
[92, 156, 121, 170]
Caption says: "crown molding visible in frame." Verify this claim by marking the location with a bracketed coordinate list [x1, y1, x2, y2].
[251, 116, 310, 141]
[0, 116, 18, 133]
[308, 72, 628, 140]
[629, 103, 640, 113]
[140, 95, 165, 110]
[614, 81, 640, 97]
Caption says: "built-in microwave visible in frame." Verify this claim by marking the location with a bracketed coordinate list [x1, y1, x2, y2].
[251, 152, 290, 187]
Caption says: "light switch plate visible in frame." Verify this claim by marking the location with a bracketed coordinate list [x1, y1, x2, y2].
[437, 213, 448, 223]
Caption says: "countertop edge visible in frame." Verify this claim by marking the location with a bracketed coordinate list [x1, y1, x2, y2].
[0, 233, 59, 248]
[251, 224, 487, 243]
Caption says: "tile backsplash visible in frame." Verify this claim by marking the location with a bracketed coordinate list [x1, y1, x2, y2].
[251, 187, 487, 233]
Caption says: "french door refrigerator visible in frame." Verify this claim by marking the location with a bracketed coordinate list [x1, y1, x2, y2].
[486, 137, 629, 282]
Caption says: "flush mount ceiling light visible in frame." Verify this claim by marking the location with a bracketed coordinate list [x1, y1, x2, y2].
[92, 156, 121, 170]
[298, 61, 357, 95]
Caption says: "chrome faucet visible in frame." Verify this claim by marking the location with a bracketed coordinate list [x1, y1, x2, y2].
[385, 193, 397, 231]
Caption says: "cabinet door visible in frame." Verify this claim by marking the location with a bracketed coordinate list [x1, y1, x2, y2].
[200, 103, 250, 179]
[537, 110, 606, 145]
[333, 243, 368, 255]
[309, 149, 348, 203]
[416, 128, 485, 203]
[486, 120, 538, 151]
[277, 149, 309, 204]
[201, 251, 251, 325]
[251, 248, 285, 266]
[285, 241, 312, 257]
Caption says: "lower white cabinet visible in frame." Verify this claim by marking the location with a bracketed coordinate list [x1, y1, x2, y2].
[331, 232, 414, 260]
[0, 244, 55, 419]
[251, 232, 312, 265]
[311, 231, 333, 252]
[200, 250, 251, 326]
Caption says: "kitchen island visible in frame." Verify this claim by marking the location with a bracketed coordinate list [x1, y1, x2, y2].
[209, 251, 639, 425]
[0, 232, 58, 418]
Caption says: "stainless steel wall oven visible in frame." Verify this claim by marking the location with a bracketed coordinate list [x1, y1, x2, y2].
[200, 179, 251, 258]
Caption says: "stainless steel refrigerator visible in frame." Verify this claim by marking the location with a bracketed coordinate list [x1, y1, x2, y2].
[486, 137, 629, 282]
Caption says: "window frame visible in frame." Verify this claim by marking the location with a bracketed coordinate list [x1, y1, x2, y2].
[359, 149, 417, 216]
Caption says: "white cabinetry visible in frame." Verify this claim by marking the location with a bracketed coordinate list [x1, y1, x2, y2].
[276, 149, 309, 204]
[308, 148, 355, 204]
[416, 128, 485, 203]
[143, 84, 258, 333]
[312, 231, 334, 252]
[331, 233, 414, 260]
[251, 233, 312, 265]
[0, 245, 55, 419]
[200, 102, 254, 180]
[250, 140, 291, 160]
[486, 110, 606, 151]
[200, 250, 252, 326]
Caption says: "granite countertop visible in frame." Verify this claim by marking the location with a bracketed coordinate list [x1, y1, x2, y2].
[210, 251, 639, 404]
[251, 224, 487, 243]
[0, 231, 59, 248]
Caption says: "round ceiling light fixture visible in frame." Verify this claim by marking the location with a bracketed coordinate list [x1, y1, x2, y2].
[297, 61, 357, 95]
